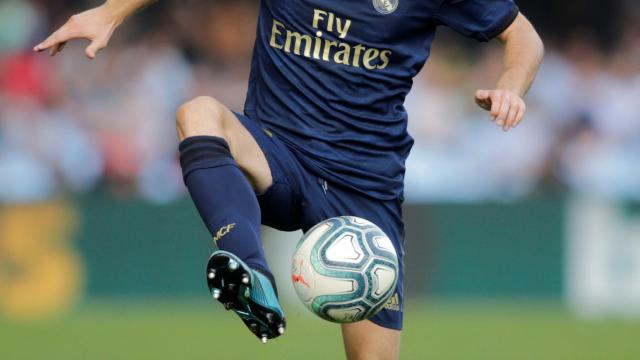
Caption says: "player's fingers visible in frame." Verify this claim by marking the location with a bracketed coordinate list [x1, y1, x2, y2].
[50, 41, 68, 56]
[34, 15, 85, 52]
[475, 89, 490, 100]
[474, 90, 492, 111]
[35, 31, 65, 52]
[85, 37, 107, 59]
[489, 92, 502, 120]
[513, 101, 526, 128]
[495, 94, 511, 127]
[503, 99, 519, 131]
[85, 44, 98, 59]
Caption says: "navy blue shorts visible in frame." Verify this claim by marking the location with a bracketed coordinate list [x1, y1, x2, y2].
[236, 113, 405, 331]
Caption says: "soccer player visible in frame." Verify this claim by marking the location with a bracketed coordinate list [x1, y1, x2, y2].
[35, 0, 543, 358]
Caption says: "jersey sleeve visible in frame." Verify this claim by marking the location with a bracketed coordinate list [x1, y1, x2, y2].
[434, 0, 520, 42]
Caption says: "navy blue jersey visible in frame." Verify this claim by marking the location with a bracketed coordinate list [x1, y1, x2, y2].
[244, 0, 519, 200]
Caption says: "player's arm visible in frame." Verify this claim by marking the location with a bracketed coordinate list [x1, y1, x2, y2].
[474, 13, 544, 131]
[34, 0, 156, 59]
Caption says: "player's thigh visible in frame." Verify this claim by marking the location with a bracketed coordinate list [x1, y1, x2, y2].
[342, 321, 401, 360]
[176, 96, 272, 193]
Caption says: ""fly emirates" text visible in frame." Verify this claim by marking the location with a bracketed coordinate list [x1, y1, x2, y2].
[269, 9, 392, 70]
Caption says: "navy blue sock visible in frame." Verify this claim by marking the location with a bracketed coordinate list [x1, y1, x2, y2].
[179, 135, 270, 274]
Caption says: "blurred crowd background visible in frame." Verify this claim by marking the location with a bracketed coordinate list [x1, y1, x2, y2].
[1, 1, 640, 358]
[1, 0, 638, 204]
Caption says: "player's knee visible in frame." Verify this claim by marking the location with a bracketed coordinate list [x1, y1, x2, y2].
[176, 96, 227, 140]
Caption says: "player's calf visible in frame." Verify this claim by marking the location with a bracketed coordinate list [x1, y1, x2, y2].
[175, 96, 285, 341]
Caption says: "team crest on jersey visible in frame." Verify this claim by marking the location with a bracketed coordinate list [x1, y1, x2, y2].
[373, 0, 399, 15]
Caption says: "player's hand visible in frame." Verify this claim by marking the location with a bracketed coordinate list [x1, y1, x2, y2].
[474, 89, 526, 132]
[33, 6, 120, 59]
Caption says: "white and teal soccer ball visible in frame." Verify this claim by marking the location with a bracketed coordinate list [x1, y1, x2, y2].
[291, 216, 399, 323]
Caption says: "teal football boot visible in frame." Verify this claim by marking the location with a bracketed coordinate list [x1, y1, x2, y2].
[206, 250, 286, 343]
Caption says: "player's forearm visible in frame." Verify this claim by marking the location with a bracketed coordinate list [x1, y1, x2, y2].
[102, 0, 156, 25]
[496, 14, 544, 97]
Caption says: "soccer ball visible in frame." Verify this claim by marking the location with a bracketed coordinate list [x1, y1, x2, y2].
[291, 216, 399, 323]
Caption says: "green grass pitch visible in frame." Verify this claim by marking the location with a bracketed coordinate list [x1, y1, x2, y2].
[2, 300, 639, 359]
